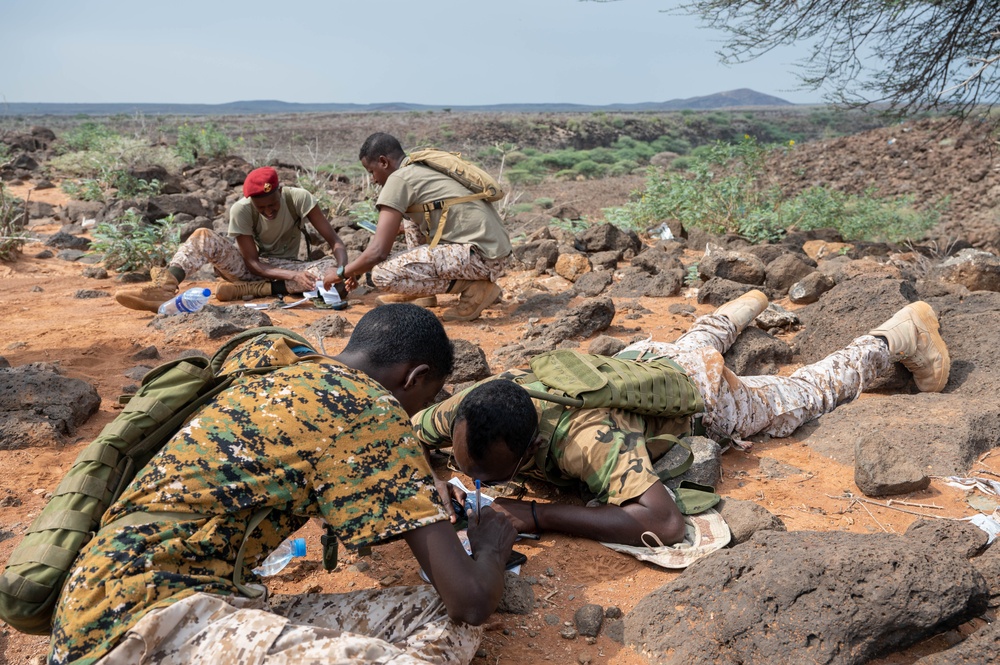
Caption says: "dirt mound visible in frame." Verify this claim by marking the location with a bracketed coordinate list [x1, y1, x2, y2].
[768, 117, 1000, 251]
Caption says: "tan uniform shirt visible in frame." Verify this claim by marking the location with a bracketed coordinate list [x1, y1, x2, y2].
[228, 186, 317, 260]
[377, 162, 512, 260]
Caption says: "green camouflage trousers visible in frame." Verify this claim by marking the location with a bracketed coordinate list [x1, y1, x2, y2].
[97, 586, 482, 665]
[617, 314, 892, 446]
[170, 228, 341, 294]
[371, 242, 509, 297]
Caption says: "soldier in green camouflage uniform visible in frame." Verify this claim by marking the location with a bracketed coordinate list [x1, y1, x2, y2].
[49, 305, 517, 665]
[412, 291, 950, 548]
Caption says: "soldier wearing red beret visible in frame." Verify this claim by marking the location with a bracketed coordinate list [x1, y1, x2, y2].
[115, 167, 349, 312]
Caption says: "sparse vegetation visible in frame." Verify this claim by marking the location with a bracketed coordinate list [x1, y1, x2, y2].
[0, 184, 29, 261]
[90, 210, 181, 272]
[602, 135, 941, 244]
[174, 122, 232, 164]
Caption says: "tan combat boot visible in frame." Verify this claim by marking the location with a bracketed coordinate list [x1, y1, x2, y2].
[374, 293, 439, 308]
[115, 268, 179, 312]
[441, 281, 502, 322]
[713, 289, 769, 331]
[870, 301, 950, 392]
[216, 281, 273, 302]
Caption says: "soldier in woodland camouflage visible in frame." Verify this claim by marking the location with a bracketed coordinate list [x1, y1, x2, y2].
[413, 291, 950, 548]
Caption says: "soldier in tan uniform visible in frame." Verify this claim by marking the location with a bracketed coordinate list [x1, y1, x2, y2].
[412, 291, 950, 547]
[49, 305, 516, 665]
[115, 167, 349, 312]
[323, 133, 512, 322]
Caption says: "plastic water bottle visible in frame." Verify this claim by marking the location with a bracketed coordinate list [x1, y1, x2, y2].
[158, 287, 211, 316]
[253, 537, 306, 577]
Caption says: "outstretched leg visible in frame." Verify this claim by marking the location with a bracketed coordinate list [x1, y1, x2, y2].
[620, 297, 948, 446]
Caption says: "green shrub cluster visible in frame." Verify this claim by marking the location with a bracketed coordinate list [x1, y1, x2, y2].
[0, 184, 28, 261]
[503, 135, 689, 184]
[602, 136, 941, 244]
[62, 168, 161, 203]
[175, 122, 232, 164]
[90, 210, 181, 272]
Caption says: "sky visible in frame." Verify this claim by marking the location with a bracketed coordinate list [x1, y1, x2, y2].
[0, 0, 822, 106]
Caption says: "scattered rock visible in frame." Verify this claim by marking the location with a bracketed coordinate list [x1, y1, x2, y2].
[449, 339, 491, 383]
[555, 253, 592, 282]
[854, 430, 931, 496]
[0, 363, 101, 449]
[498, 572, 535, 615]
[723, 327, 792, 376]
[45, 231, 90, 250]
[574, 604, 604, 637]
[625, 530, 989, 665]
[789, 271, 836, 305]
[587, 335, 626, 357]
[131, 346, 160, 361]
[303, 314, 351, 341]
[150, 304, 273, 341]
[82, 266, 109, 279]
[699, 248, 766, 285]
[928, 248, 1000, 292]
[74, 289, 110, 299]
[715, 498, 787, 545]
[659, 436, 722, 491]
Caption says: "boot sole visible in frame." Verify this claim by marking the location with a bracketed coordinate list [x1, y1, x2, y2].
[441, 284, 502, 322]
[907, 301, 950, 392]
[115, 293, 163, 313]
[375, 295, 439, 308]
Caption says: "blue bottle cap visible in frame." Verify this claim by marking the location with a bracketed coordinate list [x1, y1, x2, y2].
[291, 538, 306, 557]
[200, 288, 211, 297]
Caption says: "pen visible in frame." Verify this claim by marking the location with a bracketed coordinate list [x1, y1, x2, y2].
[474, 479, 482, 522]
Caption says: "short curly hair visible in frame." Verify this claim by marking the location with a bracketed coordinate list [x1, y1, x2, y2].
[455, 379, 537, 462]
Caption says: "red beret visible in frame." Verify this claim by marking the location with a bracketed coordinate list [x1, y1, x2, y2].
[243, 167, 279, 197]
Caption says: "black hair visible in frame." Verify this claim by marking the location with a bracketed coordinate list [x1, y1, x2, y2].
[359, 132, 405, 163]
[342, 303, 454, 380]
[455, 380, 538, 462]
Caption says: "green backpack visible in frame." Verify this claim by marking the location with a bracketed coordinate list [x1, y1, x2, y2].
[0, 327, 316, 635]
[404, 149, 506, 250]
[516, 349, 710, 493]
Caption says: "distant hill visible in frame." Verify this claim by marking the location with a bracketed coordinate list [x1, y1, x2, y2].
[0, 89, 794, 116]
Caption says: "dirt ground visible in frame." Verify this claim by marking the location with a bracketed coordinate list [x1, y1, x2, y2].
[1, 182, 997, 665]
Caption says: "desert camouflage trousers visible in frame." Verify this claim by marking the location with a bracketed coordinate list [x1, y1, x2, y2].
[170, 228, 340, 294]
[617, 314, 892, 446]
[371, 241, 509, 297]
[96, 586, 482, 665]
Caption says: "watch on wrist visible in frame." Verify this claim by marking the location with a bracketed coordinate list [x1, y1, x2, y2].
[337, 265, 346, 280]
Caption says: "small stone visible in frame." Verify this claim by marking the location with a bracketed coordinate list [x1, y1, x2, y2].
[560, 627, 578, 640]
[130, 346, 160, 361]
[578, 651, 592, 664]
[378, 574, 399, 586]
[545, 567, 556, 576]
[475, 649, 487, 658]
[604, 606, 622, 619]
[74, 289, 110, 299]
[348, 560, 370, 573]
[574, 603, 604, 637]
[30, 285, 44, 292]
[585, 637, 597, 645]
[544, 614, 560, 626]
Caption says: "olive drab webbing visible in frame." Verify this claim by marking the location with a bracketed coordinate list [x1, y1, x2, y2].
[0, 327, 325, 635]
[403, 149, 506, 250]
[516, 349, 706, 485]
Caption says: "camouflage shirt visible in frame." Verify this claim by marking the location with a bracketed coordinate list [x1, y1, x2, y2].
[413, 371, 690, 506]
[49, 338, 447, 665]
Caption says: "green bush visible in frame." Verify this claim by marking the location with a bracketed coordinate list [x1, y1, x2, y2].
[91, 210, 181, 272]
[0, 184, 28, 261]
[175, 122, 232, 163]
[600, 136, 941, 244]
[62, 178, 106, 202]
[49, 136, 182, 179]
[59, 122, 119, 152]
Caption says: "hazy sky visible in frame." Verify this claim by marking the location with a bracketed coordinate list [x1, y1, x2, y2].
[1, 0, 820, 106]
